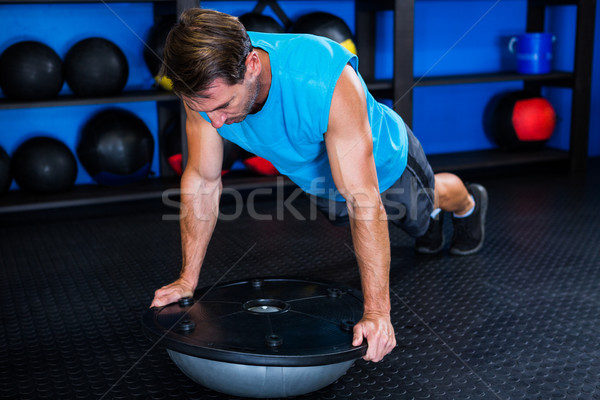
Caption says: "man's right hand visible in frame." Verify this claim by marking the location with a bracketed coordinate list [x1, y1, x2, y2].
[150, 278, 195, 308]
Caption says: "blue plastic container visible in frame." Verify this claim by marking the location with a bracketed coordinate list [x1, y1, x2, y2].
[509, 33, 556, 74]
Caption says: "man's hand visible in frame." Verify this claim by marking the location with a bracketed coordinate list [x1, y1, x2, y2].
[150, 278, 195, 308]
[352, 311, 396, 362]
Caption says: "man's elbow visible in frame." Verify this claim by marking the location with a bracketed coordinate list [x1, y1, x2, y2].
[180, 169, 222, 208]
[344, 189, 386, 222]
[181, 165, 221, 190]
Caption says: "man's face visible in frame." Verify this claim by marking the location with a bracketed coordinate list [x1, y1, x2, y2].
[185, 76, 261, 129]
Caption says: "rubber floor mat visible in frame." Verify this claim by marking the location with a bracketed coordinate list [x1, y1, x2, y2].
[1, 164, 600, 399]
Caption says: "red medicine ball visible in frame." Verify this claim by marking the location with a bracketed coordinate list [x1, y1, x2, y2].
[490, 91, 556, 151]
[240, 150, 279, 176]
[162, 117, 241, 176]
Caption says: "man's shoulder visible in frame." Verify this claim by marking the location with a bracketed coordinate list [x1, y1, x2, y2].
[253, 32, 353, 72]
[249, 32, 341, 53]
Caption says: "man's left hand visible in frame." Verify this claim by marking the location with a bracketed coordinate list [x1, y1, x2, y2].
[352, 311, 396, 362]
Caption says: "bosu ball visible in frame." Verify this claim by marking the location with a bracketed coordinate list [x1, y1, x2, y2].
[142, 278, 367, 398]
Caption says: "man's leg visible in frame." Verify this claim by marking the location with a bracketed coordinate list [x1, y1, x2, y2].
[418, 172, 488, 255]
[378, 122, 487, 255]
[434, 172, 473, 214]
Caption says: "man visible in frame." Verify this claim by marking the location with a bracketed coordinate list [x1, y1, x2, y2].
[150, 8, 488, 363]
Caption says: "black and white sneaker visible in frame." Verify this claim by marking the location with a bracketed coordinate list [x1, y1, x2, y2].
[415, 211, 445, 254]
[449, 183, 488, 256]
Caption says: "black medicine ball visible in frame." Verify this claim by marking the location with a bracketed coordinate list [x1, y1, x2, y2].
[0, 146, 12, 193]
[77, 108, 154, 185]
[65, 37, 129, 97]
[292, 12, 356, 54]
[239, 13, 284, 33]
[144, 16, 176, 78]
[144, 17, 176, 90]
[11, 137, 77, 193]
[0, 41, 64, 100]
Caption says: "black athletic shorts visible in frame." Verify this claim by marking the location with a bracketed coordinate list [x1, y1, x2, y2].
[308, 125, 435, 237]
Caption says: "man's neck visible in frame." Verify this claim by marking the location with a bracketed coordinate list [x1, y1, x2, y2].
[255, 48, 271, 107]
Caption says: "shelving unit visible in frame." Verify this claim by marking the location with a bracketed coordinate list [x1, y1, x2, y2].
[0, 0, 194, 213]
[1, 0, 596, 213]
[0, 0, 298, 214]
[355, 0, 595, 174]
[0, 90, 177, 110]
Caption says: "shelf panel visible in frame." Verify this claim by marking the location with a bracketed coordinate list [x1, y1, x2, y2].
[529, 0, 580, 5]
[356, 0, 395, 12]
[0, 177, 179, 214]
[0, 90, 178, 110]
[365, 81, 395, 98]
[428, 148, 570, 174]
[0, 0, 175, 3]
[0, 174, 296, 214]
[4, 70, 573, 111]
[366, 71, 574, 96]
[0, 149, 569, 214]
[415, 71, 574, 87]
[365, 81, 394, 92]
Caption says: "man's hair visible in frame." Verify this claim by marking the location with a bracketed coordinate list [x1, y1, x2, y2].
[160, 8, 252, 98]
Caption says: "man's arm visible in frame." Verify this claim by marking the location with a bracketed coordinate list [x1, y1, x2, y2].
[150, 103, 225, 308]
[325, 64, 396, 362]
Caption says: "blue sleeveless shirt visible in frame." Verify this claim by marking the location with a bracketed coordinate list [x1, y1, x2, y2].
[200, 32, 408, 201]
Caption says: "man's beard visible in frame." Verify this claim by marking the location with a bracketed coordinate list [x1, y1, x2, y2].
[225, 78, 262, 124]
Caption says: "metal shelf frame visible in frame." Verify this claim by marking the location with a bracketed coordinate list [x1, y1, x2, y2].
[0, 90, 177, 110]
[0, 0, 595, 212]
[355, 0, 595, 173]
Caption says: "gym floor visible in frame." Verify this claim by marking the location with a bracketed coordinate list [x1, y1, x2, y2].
[1, 159, 600, 400]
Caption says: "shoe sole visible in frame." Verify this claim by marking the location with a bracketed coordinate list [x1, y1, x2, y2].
[449, 184, 488, 256]
[415, 235, 445, 254]
[415, 246, 444, 255]
[415, 215, 445, 254]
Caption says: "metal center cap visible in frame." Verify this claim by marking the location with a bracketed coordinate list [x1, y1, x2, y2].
[243, 299, 290, 314]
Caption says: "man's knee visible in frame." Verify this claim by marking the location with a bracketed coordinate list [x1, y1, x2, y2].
[434, 173, 462, 201]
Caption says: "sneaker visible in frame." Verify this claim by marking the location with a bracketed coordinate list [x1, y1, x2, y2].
[449, 183, 488, 256]
[415, 211, 445, 254]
